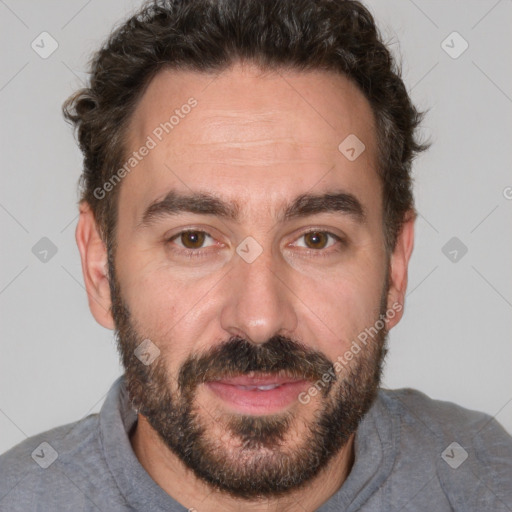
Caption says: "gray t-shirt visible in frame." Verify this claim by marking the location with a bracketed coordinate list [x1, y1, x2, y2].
[1, 375, 511, 511]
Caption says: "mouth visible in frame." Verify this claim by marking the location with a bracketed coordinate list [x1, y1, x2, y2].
[205, 373, 311, 415]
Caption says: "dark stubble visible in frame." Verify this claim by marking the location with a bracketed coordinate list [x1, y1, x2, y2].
[109, 261, 389, 499]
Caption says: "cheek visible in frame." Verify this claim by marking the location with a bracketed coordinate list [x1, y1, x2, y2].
[117, 260, 221, 352]
[295, 260, 385, 359]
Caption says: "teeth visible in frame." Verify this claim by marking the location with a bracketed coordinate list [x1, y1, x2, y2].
[236, 384, 281, 391]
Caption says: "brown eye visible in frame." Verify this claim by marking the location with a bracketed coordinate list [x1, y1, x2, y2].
[178, 231, 207, 249]
[303, 231, 329, 249]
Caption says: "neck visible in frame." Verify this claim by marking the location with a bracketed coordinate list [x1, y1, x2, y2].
[130, 414, 355, 512]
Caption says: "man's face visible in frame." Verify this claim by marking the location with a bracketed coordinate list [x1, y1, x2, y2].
[105, 63, 397, 497]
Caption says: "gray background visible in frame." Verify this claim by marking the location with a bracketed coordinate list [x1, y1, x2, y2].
[1, 0, 511, 455]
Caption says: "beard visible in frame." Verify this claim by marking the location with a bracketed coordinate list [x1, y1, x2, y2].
[108, 260, 389, 499]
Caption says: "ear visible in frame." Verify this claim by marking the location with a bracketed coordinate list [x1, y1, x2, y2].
[385, 212, 415, 329]
[75, 201, 115, 329]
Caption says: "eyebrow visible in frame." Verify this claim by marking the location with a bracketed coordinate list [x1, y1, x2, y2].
[138, 188, 366, 229]
[283, 191, 365, 223]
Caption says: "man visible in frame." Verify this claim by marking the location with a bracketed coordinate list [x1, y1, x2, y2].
[1, 0, 511, 510]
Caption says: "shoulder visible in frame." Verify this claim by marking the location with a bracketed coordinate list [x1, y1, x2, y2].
[0, 414, 111, 510]
[377, 388, 512, 509]
[379, 387, 509, 437]
[0, 413, 100, 476]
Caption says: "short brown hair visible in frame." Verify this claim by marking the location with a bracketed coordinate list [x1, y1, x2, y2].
[63, 0, 429, 256]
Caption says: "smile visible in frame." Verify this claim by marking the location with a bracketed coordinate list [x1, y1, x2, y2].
[205, 374, 311, 414]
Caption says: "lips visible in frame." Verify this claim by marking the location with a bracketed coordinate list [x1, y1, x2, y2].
[211, 374, 303, 387]
[235, 384, 281, 390]
[205, 373, 310, 414]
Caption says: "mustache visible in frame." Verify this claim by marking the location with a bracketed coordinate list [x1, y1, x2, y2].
[178, 335, 336, 394]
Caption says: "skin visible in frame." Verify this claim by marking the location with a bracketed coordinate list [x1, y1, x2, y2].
[76, 62, 415, 511]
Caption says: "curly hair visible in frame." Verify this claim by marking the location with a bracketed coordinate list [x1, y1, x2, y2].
[63, 0, 429, 256]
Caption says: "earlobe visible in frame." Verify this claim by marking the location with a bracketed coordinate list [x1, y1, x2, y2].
[386, 213, 415, 329]
[75, 201, 115, 329]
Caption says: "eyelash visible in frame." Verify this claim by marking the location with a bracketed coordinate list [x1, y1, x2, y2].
[166, 230, 218, 259]
[293, 229, 345, 258]
[166, 228, 345, 259]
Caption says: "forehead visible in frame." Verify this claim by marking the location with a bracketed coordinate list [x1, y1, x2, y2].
[120, 63, 379, 225]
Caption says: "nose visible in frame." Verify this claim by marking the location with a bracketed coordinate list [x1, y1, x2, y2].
[219, 244, 298, 345]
